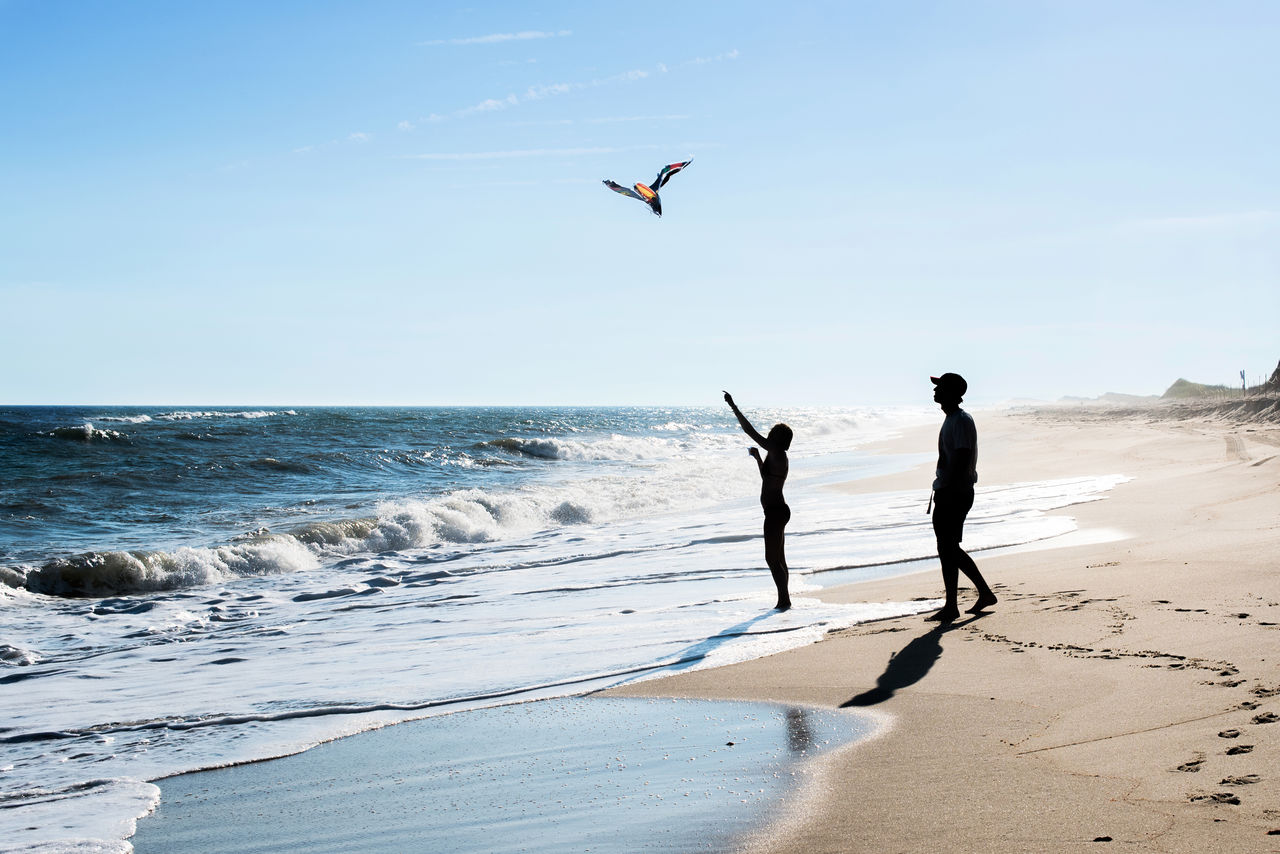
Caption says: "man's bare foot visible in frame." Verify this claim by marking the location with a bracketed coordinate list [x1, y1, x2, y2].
[775, 599, 792, 612]
[966, 592, 998, 614]
[925, 606, 959, 622]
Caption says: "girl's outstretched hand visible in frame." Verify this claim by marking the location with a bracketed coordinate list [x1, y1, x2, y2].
[748, 447, 761, 461]
[723, 391, 737, 409]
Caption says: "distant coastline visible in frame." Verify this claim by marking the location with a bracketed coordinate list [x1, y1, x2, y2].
[1030, 358, 1280, 426]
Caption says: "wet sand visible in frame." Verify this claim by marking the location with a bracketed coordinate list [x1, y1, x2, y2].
[606, 408, 1280, 852]
[130, 698, 877, 853]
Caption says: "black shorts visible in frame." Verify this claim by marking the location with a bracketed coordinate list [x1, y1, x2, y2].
[763, 503, 791, 528]
[931, 486, 974, 544]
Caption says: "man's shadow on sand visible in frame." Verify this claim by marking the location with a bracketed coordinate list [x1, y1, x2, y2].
[840, 615, 983, 707]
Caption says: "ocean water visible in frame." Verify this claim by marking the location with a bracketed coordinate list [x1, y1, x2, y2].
[0, 406, 1126, 852]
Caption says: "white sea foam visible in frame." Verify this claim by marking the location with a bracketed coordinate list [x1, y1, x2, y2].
[16, 537, 320, 597]
[94, 414, 154, 424]
[154, 409, 297, 421]
[12, 435, 760, 595]
[83, 410, 298, 425]
[483, 433, 689, 461]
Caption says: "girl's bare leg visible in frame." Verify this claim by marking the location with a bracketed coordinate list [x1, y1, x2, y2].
[764, 520, 790, 611]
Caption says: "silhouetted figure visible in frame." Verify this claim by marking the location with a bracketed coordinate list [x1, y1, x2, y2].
[925, 373, 997, 622]
[724, 391, 793, 611]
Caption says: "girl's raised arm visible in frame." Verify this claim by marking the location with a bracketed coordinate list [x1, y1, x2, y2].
[723, 391, 770, 449]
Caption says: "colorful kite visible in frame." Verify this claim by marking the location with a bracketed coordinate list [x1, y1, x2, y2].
[602, 158, 693, 217]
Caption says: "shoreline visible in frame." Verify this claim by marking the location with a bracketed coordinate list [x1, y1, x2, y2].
[120, 407, 1280, 852]
[605, 408, 1280, 852]
[129, 696, 881, 854]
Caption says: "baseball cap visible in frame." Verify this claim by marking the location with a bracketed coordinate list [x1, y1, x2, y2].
[930, 372, 968, 398]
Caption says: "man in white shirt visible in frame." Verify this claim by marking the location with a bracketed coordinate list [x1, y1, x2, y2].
[926, 373, 997, 622]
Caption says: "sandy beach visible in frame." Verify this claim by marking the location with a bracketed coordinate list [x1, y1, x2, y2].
[607, 406, 1280, 852]
[124, 405, 1280, 853]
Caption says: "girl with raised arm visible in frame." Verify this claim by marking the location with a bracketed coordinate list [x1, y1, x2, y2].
[723, 391, 793, 611]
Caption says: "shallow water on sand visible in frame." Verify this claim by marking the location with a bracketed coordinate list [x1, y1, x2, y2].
[131, 697, 873, 854]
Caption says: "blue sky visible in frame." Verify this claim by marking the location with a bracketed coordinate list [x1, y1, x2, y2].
[3, 1, 1276, 405]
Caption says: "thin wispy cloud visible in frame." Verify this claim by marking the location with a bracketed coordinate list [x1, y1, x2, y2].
[398, 114, 447, 130]
[448, 177, 603, 189]
[420, 30, 571, 46]
[459, 49, 734, 115]
[524, 82, 573, 100]
[343, 49, 733, 154]
[404, 145, 660, 161]
[453, 65, 653, 116]
[687, 48, 739, 65]
[459, 94, 520, 115]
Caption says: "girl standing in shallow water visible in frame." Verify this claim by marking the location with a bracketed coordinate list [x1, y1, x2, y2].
[724, 392, 793, 611]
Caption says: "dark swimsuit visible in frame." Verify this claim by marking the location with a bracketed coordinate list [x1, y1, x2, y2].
[761, 454, 789, 527]
[763, 501, 791, 526]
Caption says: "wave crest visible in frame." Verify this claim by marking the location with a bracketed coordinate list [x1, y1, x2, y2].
[481, 435, 675, 462]
[155, 410, 297, 421]
[96, 414, 154, 424]
[48, 424, 126, 442]
[18, 539, 318, 597]
[8, 480, 628, 597]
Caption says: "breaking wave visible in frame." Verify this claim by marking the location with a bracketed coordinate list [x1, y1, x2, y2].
[11, 538, 320, 597]
[481, 435, 687, 462]
[5, 451, 752, 598]
[94, 410, 296, 424]
[95, 414, 154, 424]
[155, 410, 297, 421]
[47, 424, 126, 442]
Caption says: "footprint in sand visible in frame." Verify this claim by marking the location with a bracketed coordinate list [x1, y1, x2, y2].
[1226, 745, 1255, 755]
[1190, 792, 1241, 805]
[1218, 729, 1242, 738]
[1176, 758, 1205, 773]
[1220, 775, 1261, 785]
[1251, 712, 1279, 724]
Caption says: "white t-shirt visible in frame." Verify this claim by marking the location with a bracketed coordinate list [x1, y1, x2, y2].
[933, 408, 978, 490]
